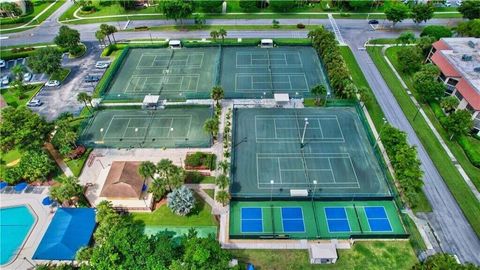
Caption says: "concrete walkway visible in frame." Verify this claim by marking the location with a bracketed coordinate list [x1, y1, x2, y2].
[44, 143, 73, 177]
[381, 45, 480, 201]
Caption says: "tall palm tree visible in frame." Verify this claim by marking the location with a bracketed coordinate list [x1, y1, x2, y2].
[138, 161, 157, 180]
[210, 30, 219, 42]
[100, 24, 112, 45]
[108, 25, 117, 43]
[218, 160, 229, 174]
[216, 190, 230, 206]
[10, 64, 24, 81]
[210, 86, 224, 106]
[77, 92, 92, 112]
[215, 174, 229, 189]
[204, 118, 219, 140]
[218, 28, 227, 42]
[310, 84, 326, 106]
[95, 30, 106, 47]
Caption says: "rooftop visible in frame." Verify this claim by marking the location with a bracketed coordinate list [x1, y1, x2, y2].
[437, 38, 480, 94]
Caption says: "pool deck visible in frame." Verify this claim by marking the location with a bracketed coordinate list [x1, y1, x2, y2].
[0, 189, 54, 270]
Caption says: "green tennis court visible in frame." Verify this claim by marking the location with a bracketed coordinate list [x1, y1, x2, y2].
[221, 46, 329, 98]
[78, 106, 212, 148]
[231, 107, 390, 199]
[229, 200, 406, 239]
[104, 48, 219, 100]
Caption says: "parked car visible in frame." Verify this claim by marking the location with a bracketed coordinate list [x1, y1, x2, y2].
[45, 80, 60, 87]
[27, 99, 43, 107]
[95, 61, 110, 69]
[23, 72, 32, 82]
[84, 75, 100, 83]
[368, 19, 379, 25]
[0, 59, 5, 68]
[1, 75, 10, 86]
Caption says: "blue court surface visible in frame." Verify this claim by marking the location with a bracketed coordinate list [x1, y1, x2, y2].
[241, 207, 263, 233]
[365, 206, 392, 232]
[281, 207, 305, 233]
[325, 207, 351, 233]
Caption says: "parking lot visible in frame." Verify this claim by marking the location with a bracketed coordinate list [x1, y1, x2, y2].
[0, 58, 48, 87]
[29, 42, 107, 121]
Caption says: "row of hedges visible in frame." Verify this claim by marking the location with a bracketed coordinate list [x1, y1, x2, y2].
[184, 152, 216, 170]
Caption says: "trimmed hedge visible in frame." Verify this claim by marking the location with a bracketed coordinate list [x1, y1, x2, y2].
[458, 136, 480, 168]
[184, 152, 216, 170]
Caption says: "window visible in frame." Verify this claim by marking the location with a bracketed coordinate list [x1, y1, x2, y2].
[466, 104, 475, 113]
[446, 78, 459, 86]
[439, 73, 447, 82]
[454, 90, 463, 100]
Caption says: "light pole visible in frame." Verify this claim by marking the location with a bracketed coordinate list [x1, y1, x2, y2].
[311, 180, 317, 201]
[373, 117, 387, 149]
[270, 180, 274, 201]
[301, 118, 309, 149]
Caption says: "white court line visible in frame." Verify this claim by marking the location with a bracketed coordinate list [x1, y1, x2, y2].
[120, 119, 132, 138]
[234, 73, 309, 92]
[280, 207, 306, 233]
[327, 159, 335, 184]
[324, 207, 352, 233]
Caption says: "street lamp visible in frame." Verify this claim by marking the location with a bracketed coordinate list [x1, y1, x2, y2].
[270, 180, 274, 201]
[301, 118, 309, 149]
[373, 117, 387, 149]
[311, 180, 317, 201]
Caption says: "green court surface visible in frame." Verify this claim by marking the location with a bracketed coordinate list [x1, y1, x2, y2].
[143, 226, 217, 238]
[221, 46, 329, 98]
[78, 106, 212, 148]
[229, 200, 406, 239]
[231, 107, 391, 199]
[104, 47, 219, 100]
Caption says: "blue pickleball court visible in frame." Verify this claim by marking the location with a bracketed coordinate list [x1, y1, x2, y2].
[241, 207, 263, 233]
[281, 207, 305, 233]
[365, 206, 392, 232]
[325, 207, 351, 233]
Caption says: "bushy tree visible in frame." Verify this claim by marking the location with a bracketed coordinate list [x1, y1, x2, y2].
[28, 47, 62, 75]
[4, 167, 22, 184]
[420, 25, 453, 41]
[18, 150, 55, 181]
[396, 46, 423, 74]
[151, 159, 184, 199]
[269, 0, 296, 12]
[411, 3, 434, 24]
[215, 174, 229, 189]
[50, 176, 84, 203]
[195, 0, 223, 12]
[396, 31, 416, 45]
[51, 118, 78, 156]
[458, 0, 480, 20]
[445, 110, 473, 140]
[456, 19, 480, 38]
[138, 161, 156, 180]
[54, 26, 82, 56]
[0, 2, 22, 18]
[412, 253, 479, 270]
[167, 185, 196, 216]
[440, 96, 459, 114]
[77, 92, 93, 113]
[417, 36, 436, 57]
[174, 234, 232, 269]
[0, 106, 51, 152]
[239, 0, 259, 11]
[10, 64, 24, 81]
[413, 64, 445, 102]
[216, 190, 230, 206]
[384, 4, 409, 27]
[204, 118, 219, 139]
[161, 0, 193, 25]
[9, 79, 28, 99]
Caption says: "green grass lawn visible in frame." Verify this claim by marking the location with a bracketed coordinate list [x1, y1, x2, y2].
[0, 84, 42, 108]
[384, 46, 480, 191]
[231, 241, 417, 270]
[65, 148, 92, 177]
[128, 24, 316, 32]
[204, 189, 215, 199]
[367, 46, 480, 238]
[50, 68, 71, 82]
[132, 194, 217, 227]
[0, 148, 21, 179]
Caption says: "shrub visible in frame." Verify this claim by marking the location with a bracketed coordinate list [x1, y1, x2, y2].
[296, 23, 305, 29]
[458, 136, 480, 168]
[80, 5, 96, 12]
[184, 152, 216, 170]
[167, 186, 196, 216]
[184, 171, 204, 183]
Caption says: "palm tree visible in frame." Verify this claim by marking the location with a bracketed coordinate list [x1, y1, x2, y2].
[211, 86, 224, 106]
[100, 24, 112, 45]
[156, 159, 184, 192]
[218, 28, 227, 42]
[138, 161, 156, 180]
[204, 118, 219, 140]
[215, 174, 229, 189]
[310, 84, 326, 106]
[77, 92, 92, 113]
[210, 30, 219, 42]
[10, 64, 24, 81]
[108, 25, 117, 43]
[95, 30, 106, 47]
[218, 160, 229, 174]
[216, 190, 230, 206]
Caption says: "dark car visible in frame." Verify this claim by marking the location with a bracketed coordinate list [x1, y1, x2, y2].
[84, 75, 100, 83]
[368, 19, 379, 25]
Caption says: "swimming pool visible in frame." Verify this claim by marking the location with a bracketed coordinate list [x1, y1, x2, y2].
[0, 205, 35, 265]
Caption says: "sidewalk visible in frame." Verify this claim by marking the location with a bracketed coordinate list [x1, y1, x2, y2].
[44, 142, 73, 177]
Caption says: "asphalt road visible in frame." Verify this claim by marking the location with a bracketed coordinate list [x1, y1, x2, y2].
[1, 5, 479, 264]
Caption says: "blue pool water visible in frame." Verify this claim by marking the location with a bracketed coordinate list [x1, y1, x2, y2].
[0, 206, 35, 265]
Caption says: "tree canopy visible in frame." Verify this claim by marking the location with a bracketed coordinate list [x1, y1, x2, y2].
[413, 65, 445, 102]
[458, 0, 480, 20]
[160, 0, 193, 25]
[445, 110, 473, 140]
[18, 150, 56, 182]
[54, 26, 82, 55]
[0, 106, 51, 152]
[412, 253, 480, 270]
[269, 0, 297, 12]
[456, 19, 480, 38]
[50, 176, 84, 203]
[420, 25, 453, 41]
[28, 47, 62, 75]
[396, 46, 423, 74]
[411, 3, 434, 24]
[384, 4, 410, 26]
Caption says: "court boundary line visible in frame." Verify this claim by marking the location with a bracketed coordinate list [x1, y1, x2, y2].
[234, 73, 309, 93]
[360, 205, 394, 233]
[324, 207, 352, 234]
[136, 52, 205, 69]
[125, 74, 201, 94]
[235, 51, 303, 68]
[240, 207, 264, 234]
[280, 206, 306, 233]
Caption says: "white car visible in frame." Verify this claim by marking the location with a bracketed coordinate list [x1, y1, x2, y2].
[23, 72, 32, 82]
[95, 61, 110, 69]
[0, 59, 5, 68]
[1, 75, 9, 85]
[27, 99, 43, 107]
[45, 80, 60, 87]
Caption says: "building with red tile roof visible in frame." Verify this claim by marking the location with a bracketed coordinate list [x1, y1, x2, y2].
[427, 38, 480, 134]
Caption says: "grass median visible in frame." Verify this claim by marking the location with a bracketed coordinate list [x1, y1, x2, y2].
[367, 46, 480, 238]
